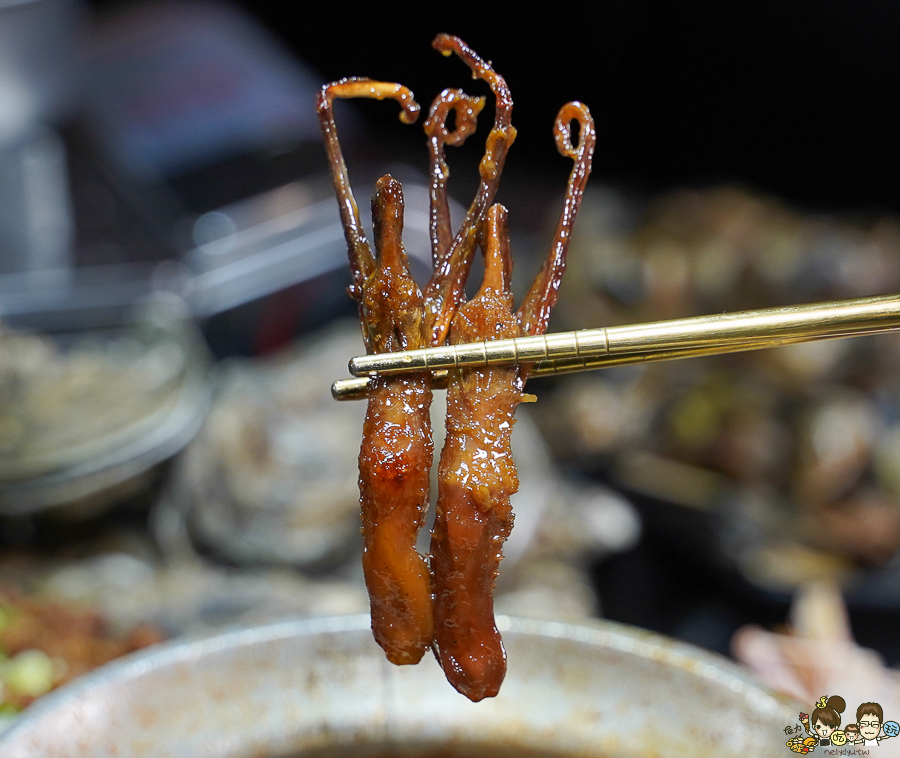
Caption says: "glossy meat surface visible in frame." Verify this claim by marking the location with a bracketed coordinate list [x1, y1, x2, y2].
[431, 283, 524, 700]
[359, 374, 434, 664]
[356, 178, 435, 664]
[319, 37, 514, 674]
[320, 36, 595, 701]
[429, 105, 594, 695]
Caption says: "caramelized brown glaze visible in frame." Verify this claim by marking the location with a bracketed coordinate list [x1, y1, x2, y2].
[320, 36, 595, 699]
[422, 34, 517, 348]
[317, 79, 419, 325]
[359, 374, 433, 664]
[318, 40, 510, 667]
[517, 102, 597, 339]
[318, 74, 435, 664]
[432, 105, 595, 699]
[431, 206, 524, 700]
[356, 178, 434, 664]
[423, 89, 485, 266]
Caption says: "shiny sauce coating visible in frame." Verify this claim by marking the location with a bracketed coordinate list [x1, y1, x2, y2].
[431, 284, 524, 700]
[320, 35, 595, 701]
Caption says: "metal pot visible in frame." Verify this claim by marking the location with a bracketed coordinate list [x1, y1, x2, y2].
[0, 615, 798, 757]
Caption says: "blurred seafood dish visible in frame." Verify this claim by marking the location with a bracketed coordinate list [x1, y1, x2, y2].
[538, 185, 900, 597]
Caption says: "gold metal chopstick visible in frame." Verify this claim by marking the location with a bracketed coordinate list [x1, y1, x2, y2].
[347, 293, 900, 379]
[331, 328, 891, 401]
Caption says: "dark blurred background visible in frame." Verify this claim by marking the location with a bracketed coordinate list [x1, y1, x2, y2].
[83, 0, 900, 214]
[215, 0, 900, 212]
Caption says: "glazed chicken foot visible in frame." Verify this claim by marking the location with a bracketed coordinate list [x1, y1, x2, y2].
[319, 36, 594, 699]
[432, 104, 596, 701]
[318, 36, 515, 666]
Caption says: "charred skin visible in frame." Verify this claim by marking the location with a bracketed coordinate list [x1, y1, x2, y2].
[359, 374, 434, 664]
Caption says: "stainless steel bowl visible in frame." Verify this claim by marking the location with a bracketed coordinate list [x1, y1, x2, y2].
[0, 615, 798, 757]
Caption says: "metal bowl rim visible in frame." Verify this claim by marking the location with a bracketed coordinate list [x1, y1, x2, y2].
[2, 612, 796, 746]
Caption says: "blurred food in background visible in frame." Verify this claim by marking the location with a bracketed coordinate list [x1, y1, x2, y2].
[1, 1, 639, 721]
[539, 185, 900, 596]
[6, 0, 900, 731]
[0, 297, 210, 517]
[0, 585, 163, 726]
[733, 582, 900, 712]
[158, 321, 368, 569]
[0, 312, 638, 723]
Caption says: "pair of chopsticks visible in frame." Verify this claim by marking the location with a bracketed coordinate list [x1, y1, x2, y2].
[332, 292, 900, 401]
